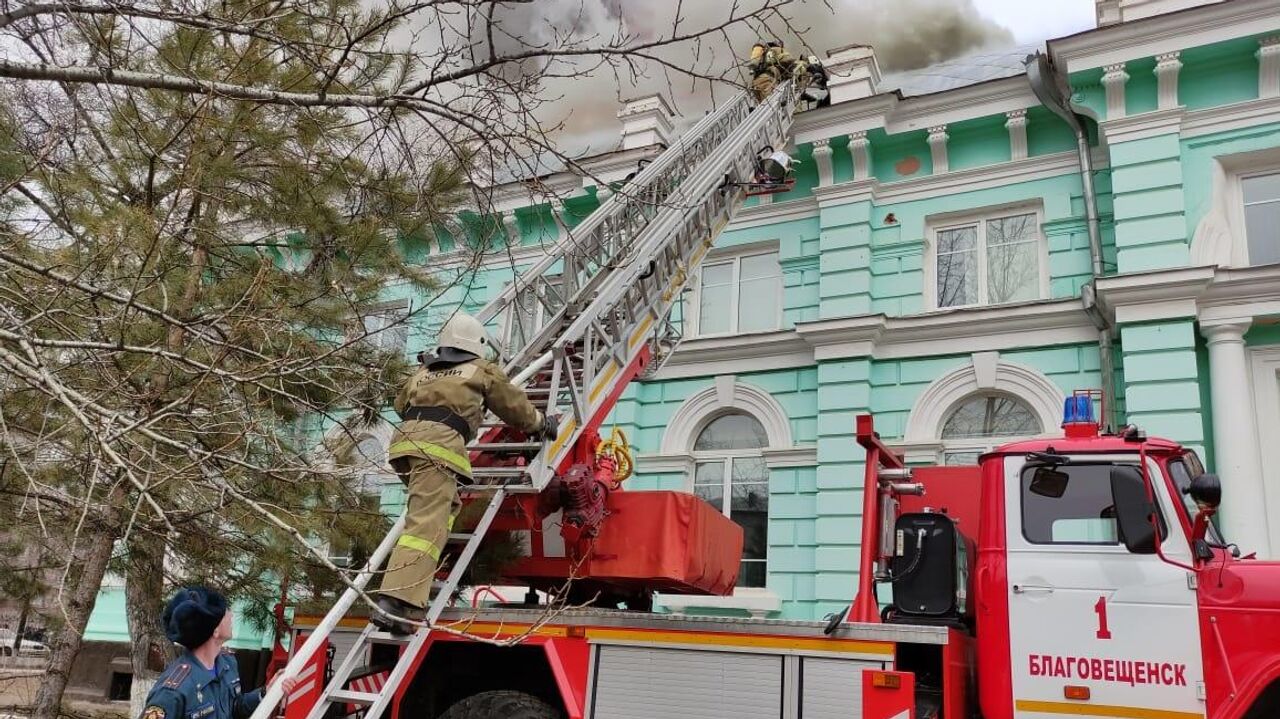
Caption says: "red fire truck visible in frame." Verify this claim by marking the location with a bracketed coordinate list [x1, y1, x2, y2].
[267, 394, 1280, 719]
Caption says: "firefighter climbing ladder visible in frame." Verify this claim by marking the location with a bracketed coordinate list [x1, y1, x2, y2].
[249, 81, 798, 719]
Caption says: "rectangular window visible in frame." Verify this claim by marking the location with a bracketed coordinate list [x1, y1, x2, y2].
[505, 274, 564, 349]
[694, 457, 768, 587]
[933, 210, 1044, 309]
[362, 304, 409, 353]
[696, 251, 781, 336]
[1021, 464, 1120, 545]
[1242, 171, 1280, 266]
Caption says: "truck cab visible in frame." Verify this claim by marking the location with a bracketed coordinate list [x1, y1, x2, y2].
[963, 396, 1280, 719]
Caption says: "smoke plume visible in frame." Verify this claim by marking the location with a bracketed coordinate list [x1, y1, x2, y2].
[473, 0, 1015, 154]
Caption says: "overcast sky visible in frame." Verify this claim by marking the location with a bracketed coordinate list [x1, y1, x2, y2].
[972, 0, 1097, 44]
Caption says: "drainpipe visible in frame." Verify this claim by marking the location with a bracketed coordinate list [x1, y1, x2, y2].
[1027, 51, 1118, 429]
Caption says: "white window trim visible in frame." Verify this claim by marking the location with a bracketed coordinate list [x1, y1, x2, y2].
[1236, 168, 1280, 267]
[358, 300, 411, 353]
[689, 242, 783, 338]
[902, 354, 1064, 465]
[923, 203, 1049, 311]
[1193, 147, 1280, 269]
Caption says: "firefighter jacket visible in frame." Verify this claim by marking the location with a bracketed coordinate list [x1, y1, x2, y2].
[388, 357, 544, 478]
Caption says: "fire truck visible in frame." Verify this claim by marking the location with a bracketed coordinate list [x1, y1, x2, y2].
[248, 81, 1280, 719]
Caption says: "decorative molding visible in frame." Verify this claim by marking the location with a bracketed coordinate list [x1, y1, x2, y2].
[902, 357, 1065, 445]
[1200, 318, 1252, 344]
[1101, 63, 1130, 119]
[811, 138, 835, 187]
[725, 197, 819, 231]
[1182, 95, 1280, 138]
[972, 351, 1000, 390]
[660, 378, 794, 453]
[1096, 264, 1280, 326]
[891, 440, 946, 465]
[795, 298, 1096, 362]
[790, 94, 899, 145]
[813, 150, 1097, 207]
[886, 78, 1039, 134]
[1259, 36, 1280, 99]
[1005, 109, 1029, 161]
[648, 330, 815, 382]
[927, 125, 950, 174]
[761, 446, 819, 468]
[849, 131, 872, 181]
[501, 211, 520, 242]
[1100, 107, 1185, 145]
[1154, 51, 1182, 110]
[635, 452, 696, 475]
[715, 374, 737, 408]
[1051, 0, 1279, 74]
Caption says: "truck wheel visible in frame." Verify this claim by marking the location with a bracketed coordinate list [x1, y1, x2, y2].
[438, 690, 561, 719]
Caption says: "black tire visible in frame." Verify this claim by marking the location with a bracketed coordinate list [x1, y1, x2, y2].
[437, 690, 561, 719]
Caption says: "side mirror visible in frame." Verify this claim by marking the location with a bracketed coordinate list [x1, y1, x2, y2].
[1110, 466, 1158, 554]
[1187, 473, 1222, 510]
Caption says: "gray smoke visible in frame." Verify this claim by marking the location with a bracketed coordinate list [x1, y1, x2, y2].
[473, 0, 1014, 154]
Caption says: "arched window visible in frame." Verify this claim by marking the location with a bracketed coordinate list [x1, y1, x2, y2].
[692, 412, 769, 587]
[940, 393, 1042, 465]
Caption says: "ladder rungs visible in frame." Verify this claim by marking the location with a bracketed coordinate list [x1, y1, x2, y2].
[460, 484, 541, 494]
[467, 442, 542, 452]
[470, 467, 529, 477]
[446, 533, 472, 543]
[367, 631, 412, 645]
[328, 689, 380, 705]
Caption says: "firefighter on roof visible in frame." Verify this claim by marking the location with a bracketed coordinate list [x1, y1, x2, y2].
[376, 312, 557, 633]
[749, 40, 794, 101]
[139, 587, 297, 719]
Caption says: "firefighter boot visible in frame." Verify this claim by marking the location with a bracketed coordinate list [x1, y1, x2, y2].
[372, 595, 422, 636]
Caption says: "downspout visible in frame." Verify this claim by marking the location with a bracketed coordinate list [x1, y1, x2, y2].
[1026, 52, 1118, 429]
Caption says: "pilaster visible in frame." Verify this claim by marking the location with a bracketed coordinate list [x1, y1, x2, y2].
[1102, 63, 1129, 119]
[1259, 37, 1280, 99]
[1005, 109, 1028, 161]
[848, 131, 871, 181]
[927, 125, 949, 174]
[811, 138, 835, 187]
[1154, 52, 1181, 110]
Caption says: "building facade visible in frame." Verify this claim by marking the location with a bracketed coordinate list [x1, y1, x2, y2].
[79, 0, 1280, 666]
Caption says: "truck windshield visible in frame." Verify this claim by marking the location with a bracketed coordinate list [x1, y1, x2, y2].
[1168, 452, 1224, 545]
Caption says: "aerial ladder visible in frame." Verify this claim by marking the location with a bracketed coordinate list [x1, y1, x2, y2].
[250, 80, 800, 719]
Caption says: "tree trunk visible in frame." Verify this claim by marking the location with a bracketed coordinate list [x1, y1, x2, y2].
[126, 533, 175, 718]
[12, 599, 30, 655]
[31, 511, 119, 719]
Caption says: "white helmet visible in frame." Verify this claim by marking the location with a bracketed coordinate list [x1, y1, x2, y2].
[438, 312, 487, 357]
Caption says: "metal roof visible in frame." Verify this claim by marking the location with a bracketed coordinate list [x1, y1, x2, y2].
[880, 43, 1039, 97]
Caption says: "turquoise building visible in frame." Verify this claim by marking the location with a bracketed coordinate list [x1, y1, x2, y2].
[81, 0, 1280, 651]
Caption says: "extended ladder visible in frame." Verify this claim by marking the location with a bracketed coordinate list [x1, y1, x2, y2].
[249, 81, 798, 719]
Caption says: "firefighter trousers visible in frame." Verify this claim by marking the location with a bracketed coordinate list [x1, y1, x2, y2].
[378, 456, 462, 609]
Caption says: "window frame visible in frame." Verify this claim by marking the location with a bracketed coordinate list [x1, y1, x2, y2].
[925, 203, 1049, 311]
[358, 301, 410, 354]
[939, 392, 1044, 466]
[690, 244, 783, 338]
[688, 411, 770, 588]
[1018, 461, 1169, 548]
[1235, 167, 1280, 267]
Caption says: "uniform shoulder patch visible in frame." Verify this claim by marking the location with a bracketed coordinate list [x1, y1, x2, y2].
[142, 705, 167, 719]
[162, 663, 191, 688]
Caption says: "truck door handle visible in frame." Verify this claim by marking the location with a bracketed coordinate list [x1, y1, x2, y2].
[1012, 584, 1054, 594]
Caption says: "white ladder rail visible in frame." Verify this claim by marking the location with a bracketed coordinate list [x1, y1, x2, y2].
[251, 83, 799, 719]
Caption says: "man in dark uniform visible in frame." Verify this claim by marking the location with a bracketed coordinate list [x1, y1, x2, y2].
[375, 312, 557, 633]
[139, 587, 297, 719]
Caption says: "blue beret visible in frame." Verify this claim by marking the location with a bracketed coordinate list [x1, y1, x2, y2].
[161, 587, 227, 649]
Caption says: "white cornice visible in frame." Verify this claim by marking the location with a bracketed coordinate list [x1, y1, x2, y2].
[1100, 107, 1186, 144]
[649, 329, 814, 381]
[1051, 0, 1280, 74]
[1182, 95, 1280, 139]
[761, 445, 819, 468]
[795, 298, 1096, 361]
[1095, 264, 1280, 325]
[886, 77, 1040, 134]
[813, 151, 1091, 208]
[635, 452, 695, 475]
[726, 197, 820, 231]
[791, 95, 899, 146]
